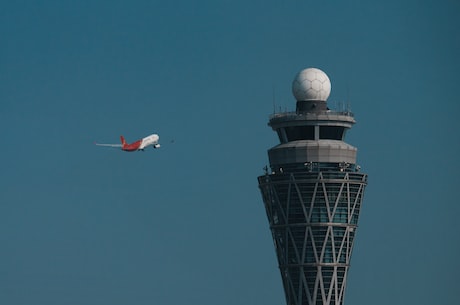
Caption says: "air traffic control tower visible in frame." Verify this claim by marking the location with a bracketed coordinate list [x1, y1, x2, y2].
[258, 68, 367, 305]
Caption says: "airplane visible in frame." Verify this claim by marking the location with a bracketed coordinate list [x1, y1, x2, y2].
[95, 133, 160, 152]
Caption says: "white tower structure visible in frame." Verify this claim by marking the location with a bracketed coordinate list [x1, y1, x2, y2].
[258, 68, 367, 305]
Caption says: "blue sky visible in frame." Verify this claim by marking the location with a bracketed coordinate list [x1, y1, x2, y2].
[1, 1, 459, 304]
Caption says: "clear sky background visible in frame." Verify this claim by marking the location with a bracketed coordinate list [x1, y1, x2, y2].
[1, 1, 459, 305]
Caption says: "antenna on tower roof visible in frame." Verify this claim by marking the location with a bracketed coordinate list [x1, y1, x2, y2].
[346, 82, 352, 113]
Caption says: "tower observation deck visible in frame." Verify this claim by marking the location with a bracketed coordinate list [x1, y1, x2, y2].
[258, 68, 368, 305]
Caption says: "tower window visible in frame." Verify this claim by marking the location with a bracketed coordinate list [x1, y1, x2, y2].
[285, 126, 315, 141]
[320, 126, 345, 140]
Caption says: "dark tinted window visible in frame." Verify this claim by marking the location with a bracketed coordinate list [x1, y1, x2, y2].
[320, 126, 345, 140]
[285, 126, 315, 141]
[276, 130, 284, 142]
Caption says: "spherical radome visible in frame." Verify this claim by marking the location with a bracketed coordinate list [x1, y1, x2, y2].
[292, 68, 331, 101]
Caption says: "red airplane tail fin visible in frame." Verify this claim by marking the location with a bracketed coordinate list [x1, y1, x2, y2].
[120, 135, 127, 148]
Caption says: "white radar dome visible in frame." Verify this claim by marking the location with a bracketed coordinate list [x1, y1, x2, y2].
[292, 68, 331, 102]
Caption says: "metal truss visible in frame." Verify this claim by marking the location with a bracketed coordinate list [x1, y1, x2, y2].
[258, 171, 367, 305]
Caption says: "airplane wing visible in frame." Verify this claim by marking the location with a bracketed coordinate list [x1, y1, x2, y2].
[94, 142, 123, 148]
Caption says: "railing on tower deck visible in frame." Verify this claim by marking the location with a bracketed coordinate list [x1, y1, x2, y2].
[259, 171, 368, 184]
[262, 160, 365, 176]
[269, 110, 354, 120]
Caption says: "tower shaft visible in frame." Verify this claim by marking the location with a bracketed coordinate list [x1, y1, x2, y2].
[258, 171, 366, 305]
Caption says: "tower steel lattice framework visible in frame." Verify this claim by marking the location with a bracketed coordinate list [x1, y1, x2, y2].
[258, 70, 368, 305]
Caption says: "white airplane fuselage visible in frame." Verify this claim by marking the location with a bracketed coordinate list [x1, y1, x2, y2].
[139, 134, 160, 150]
[121, 134, 160, 151]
